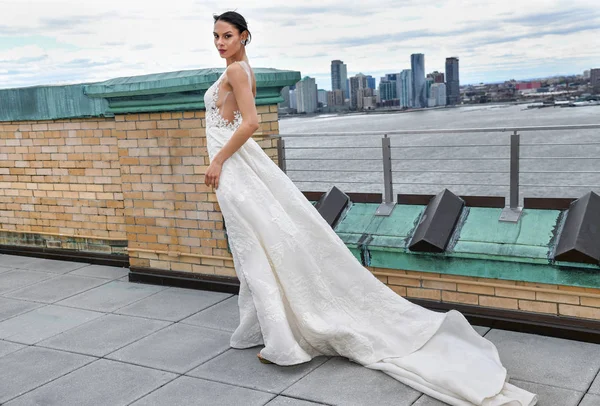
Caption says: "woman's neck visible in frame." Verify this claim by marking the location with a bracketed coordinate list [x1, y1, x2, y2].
[226, 51, 248, 66]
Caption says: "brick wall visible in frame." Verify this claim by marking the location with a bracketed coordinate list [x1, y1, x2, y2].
[0, 105, 280, 276]
[0, 117, 125, 254]
[371, 267, 600, 321]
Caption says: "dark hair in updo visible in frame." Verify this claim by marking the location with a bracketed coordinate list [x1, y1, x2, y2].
[213, 11, 252, 45]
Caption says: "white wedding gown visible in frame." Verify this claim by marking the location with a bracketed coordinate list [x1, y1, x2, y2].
[203, 61, 537, 406]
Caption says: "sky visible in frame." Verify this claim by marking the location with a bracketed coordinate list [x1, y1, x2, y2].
[0, 0, 599, 90]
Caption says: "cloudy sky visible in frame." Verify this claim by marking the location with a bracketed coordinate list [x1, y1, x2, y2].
[0, 0, 599, 90]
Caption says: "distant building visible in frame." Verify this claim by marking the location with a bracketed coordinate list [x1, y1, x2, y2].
[358, 88, 375, 110]
[317, 89, 327, 106]
[431, 83, 447, 106]
[591, 69, 600, 87]
[296, 76, 318, 113]
[331, 60, 348, 98]
[583, 70, 591, 79]
[289, 89, 297, 110]
[378, 80, 396, 102]
[279, 86, 290, 109]
[445, 57, 460, 105]
[516, 81, 542, 93]
[326, 89, 345, 106]
[411, 53, 426, 108]
[427, 71, 445, 83]
[350, 73, 368, 109]
[399, 69, 412, 108]
[366, 75, 376, 90]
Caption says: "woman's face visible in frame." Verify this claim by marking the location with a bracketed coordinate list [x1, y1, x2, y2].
[213, 20, 245, 59]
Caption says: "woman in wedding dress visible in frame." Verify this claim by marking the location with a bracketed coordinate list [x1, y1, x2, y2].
[203, 11, 537, 406]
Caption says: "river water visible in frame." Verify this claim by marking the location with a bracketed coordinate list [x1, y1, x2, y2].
[278, 104, 600, 201]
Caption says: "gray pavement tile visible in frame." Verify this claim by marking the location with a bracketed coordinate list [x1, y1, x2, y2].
[0, 270, 56, 294]
[115, 287, 232, 322]
[5, 358, 177, 406]
[0, 346, 94, 404]
[181, 295, 239, 332]
[17, 258, 90, 274]
[0, 297, 43, 322]
[0, 255, 41, 269]
[131, 376, 275, 406]
[38, 314, 171, 357]
[56, 280, 167, 312]
[510, 379, 584, 406]
[3, 274, 108, 304]
[0, 265, 13, 274]
[411, 394, 447, 405]
[580, 394, 600, 406]
[106, 323, 231, 374]
[473, 325, 490, 336]
[69, 264, 130, 280]
[266, 396, 328, 406]
[0, 340, 25, 358]
[590, 372, 600, 395]
[0, 304, 103, 344]
[486, 329, 600, 392]
[283, 357, 421, 406]
[188, 347, 329, 394]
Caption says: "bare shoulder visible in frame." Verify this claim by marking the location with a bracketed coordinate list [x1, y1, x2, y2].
[226, 62, 251, 79]
[226, 62, 255, 94]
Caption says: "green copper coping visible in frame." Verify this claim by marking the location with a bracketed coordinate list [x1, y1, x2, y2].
[333, 203, 600, 289]
[0, 67, 300, 121]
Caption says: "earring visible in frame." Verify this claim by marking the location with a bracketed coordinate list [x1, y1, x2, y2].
[241, 40, 246, 45]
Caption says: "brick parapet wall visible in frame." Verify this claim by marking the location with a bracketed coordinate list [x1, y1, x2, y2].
[0, 117, 125, 242]
[0, 106, 280, 277]
[370, 267, 600, 321]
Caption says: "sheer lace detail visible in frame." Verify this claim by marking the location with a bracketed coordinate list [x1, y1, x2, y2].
[204, 61, 252, 132]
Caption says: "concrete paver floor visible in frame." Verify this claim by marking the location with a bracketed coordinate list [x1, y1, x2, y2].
[0, 254, 599, 405]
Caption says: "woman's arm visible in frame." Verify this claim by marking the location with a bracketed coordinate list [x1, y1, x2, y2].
[204, 63, 260, 189]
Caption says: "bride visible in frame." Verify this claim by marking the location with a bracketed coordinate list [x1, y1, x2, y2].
[203, 11, 537, 406]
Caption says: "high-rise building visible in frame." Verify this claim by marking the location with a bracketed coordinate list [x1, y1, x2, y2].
[350, 73, 368, 109]
[378, 80, 395, 102]
[583, 70, 591, 79]
[318, 89, 327, 106]
[366, 75, 376, 90]
[427, 71, 445, 83]
[431, 83, 447, 107]
[296, 76, 318, 113]
[445, 57, 460, 105]
[426, 77, 436, 107]
[331, 60, 349, 98]
[399, 69, 412, 108]
[411, 54, 426, 108]
[591, 68, 600, 87]
[326, 89, 345, 106]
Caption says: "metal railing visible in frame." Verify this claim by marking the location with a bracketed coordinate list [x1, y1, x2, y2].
[273, 124, 600, 222]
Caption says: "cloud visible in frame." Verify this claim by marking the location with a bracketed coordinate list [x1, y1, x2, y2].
[470, 23, 600, 47]
[0, 0, 599, 89]
[131, 43, 154, 51]
[504, 8, 599, 26]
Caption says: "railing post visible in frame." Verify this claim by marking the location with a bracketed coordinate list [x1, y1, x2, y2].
[499, 130, 523, 222]
[376, 134, 396, 216]
[277, 137, 286, 174]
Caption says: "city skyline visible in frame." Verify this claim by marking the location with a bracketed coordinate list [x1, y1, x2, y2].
[0, 0, 599, 90]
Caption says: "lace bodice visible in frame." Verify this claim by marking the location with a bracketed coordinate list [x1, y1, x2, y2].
[204, 61, 252, 132]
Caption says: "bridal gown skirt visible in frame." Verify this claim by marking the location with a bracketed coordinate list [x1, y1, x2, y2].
[206, 126, 537, 406]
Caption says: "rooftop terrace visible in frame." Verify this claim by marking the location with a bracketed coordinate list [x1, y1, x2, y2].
[1, 254, 599, 405]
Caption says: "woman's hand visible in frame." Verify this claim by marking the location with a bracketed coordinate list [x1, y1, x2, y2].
[204, 161, 223, 190]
